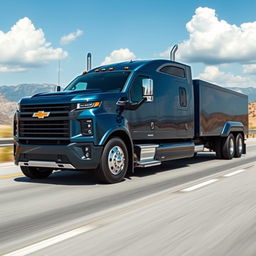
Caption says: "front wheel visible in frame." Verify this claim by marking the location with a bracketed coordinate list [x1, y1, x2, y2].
[95, 137, 128, 184]
[21, 166, 53, 179]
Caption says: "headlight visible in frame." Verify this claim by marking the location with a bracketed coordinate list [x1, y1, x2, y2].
[76, 101, 101, 110]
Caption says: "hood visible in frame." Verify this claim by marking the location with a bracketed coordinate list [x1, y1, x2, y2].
[20, 90, 125, 105]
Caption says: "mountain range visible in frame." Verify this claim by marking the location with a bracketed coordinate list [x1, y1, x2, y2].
[0, 84, 56, 124]
[0, 83, 256, 125]
[0, 84, 57, 102]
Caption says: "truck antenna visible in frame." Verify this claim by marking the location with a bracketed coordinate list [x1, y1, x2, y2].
[58, 58, 61, 86]
[170, 44, 178, 61]
[87, 52, 92, 71]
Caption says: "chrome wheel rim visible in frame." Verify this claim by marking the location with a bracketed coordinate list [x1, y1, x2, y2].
[238, 137, 243, 154]
[229, 138, 234, 156]
[108, 146, 125, 175]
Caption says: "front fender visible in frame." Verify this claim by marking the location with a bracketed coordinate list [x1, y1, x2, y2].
[99, 126, 132, 146]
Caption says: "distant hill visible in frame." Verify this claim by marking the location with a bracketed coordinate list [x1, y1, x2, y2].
[0, 84, 57, 102]
[249, 102, 256, 129]
[0, 95, 16, 125]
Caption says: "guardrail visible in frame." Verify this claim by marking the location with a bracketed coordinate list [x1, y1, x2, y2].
[0, 138, 13, 147]
[249, 130, 256, 134]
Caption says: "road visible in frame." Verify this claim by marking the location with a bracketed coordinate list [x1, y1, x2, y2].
[0, 141, 256, 256]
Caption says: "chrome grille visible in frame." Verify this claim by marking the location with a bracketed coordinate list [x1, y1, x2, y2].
[18, 104, 71, 139]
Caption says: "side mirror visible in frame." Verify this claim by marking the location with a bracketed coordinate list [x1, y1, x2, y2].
[142, 78, 153, 102]
[56, 85, 62, 92]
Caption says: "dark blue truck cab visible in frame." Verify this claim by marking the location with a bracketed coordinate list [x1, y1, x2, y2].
[14, 59, 248, 183]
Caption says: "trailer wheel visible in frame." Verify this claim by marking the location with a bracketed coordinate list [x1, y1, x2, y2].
[234, 133, 243, 158]
[20, 166, 53, 179]
[222, 134, 235, 160]
[96, 137, 128, 184]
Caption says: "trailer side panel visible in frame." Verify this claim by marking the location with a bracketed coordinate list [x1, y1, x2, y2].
[193, 79, 248, 137]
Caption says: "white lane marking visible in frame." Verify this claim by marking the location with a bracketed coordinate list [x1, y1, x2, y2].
[2, 225, 96, 256]
[180, 179, 218, 192]
[223, 169, 245, 177]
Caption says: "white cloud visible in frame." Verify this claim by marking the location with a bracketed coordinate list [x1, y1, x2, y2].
[197, 66, 256, 87]
[0, 17, 67, 72]
[161, 7, 256, 65]
[0, 66, 27, 72]
[243, 64, 256, 75]
[101, 48, 136, 65]
[60, 29, 83, 45]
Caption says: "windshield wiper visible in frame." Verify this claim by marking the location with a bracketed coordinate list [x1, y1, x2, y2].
[66, 89, 103, 93]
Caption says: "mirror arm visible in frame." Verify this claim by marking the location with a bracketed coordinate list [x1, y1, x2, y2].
[117, 97, 147, 111]
[126, 97, 146, 110]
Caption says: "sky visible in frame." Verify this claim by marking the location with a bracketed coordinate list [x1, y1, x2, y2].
[0, 0, 256, 88]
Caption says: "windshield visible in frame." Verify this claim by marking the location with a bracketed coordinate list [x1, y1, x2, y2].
[65, 71, 130, 92]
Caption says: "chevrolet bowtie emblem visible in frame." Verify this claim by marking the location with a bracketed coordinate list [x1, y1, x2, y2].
[33, 111, 50, 119]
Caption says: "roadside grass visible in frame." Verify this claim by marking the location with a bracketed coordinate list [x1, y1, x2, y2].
[0, 125, 13, 162]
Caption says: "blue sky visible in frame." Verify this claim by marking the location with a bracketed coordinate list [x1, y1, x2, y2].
[1, 0, 256, 87]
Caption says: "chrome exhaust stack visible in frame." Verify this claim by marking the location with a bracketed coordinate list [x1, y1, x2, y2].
[170, 44, 178, 61]
[87, 52, 92, 71]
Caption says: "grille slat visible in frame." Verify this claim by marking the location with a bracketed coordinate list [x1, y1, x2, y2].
[20, 132, 68, 135]
[20, 111, 69, 118]
[20, 128, 69, 131]
[21, 104, 72, 112]
[19, 104, 71, 141]
[20, 123, 69, 127]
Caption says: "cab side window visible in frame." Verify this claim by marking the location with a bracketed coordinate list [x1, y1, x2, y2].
[159, 66, 185, 78]
[130, 76, 145, 102]
[179, 87, 187, 107]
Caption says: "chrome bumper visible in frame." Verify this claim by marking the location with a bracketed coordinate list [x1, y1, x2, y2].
[19, 161, 75, 169]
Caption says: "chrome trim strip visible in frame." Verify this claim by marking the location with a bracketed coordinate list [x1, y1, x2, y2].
[19, 161, 75, 169]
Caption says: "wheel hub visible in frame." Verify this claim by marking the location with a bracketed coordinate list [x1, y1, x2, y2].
[229, 138, 234, 155]
[238, 137, 243, 153]
[108, 146, 125, 175]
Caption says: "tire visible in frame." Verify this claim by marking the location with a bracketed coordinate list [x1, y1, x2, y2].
[21, 166, 53, 179]
[95, 137, 129, 184]
[234, 133, 243, 158]
[215, 138, 223, 159]
[222, 134, 235, 160]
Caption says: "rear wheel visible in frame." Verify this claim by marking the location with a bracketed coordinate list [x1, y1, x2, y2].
[222, 134, 235, 160]
[234, 133, 243, 158]
[215, 138, 223, 159]
[21, 166, 53, 179]
[95, 137, 128, 184]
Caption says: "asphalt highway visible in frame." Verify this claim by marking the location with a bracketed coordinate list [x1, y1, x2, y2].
[0, 141, 256, 256]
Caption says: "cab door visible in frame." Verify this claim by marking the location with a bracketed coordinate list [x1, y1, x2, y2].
[123, 75, 156, 140]
[154, 64, 194, 139]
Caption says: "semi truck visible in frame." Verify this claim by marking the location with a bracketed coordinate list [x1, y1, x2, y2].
[14, 51, 248, 183]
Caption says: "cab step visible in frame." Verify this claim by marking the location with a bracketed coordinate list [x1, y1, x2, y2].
[136, 160, 161, 168]
[134, 144, 161, 168]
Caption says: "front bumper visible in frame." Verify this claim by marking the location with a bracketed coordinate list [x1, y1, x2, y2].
[14, 142, 103, 170]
